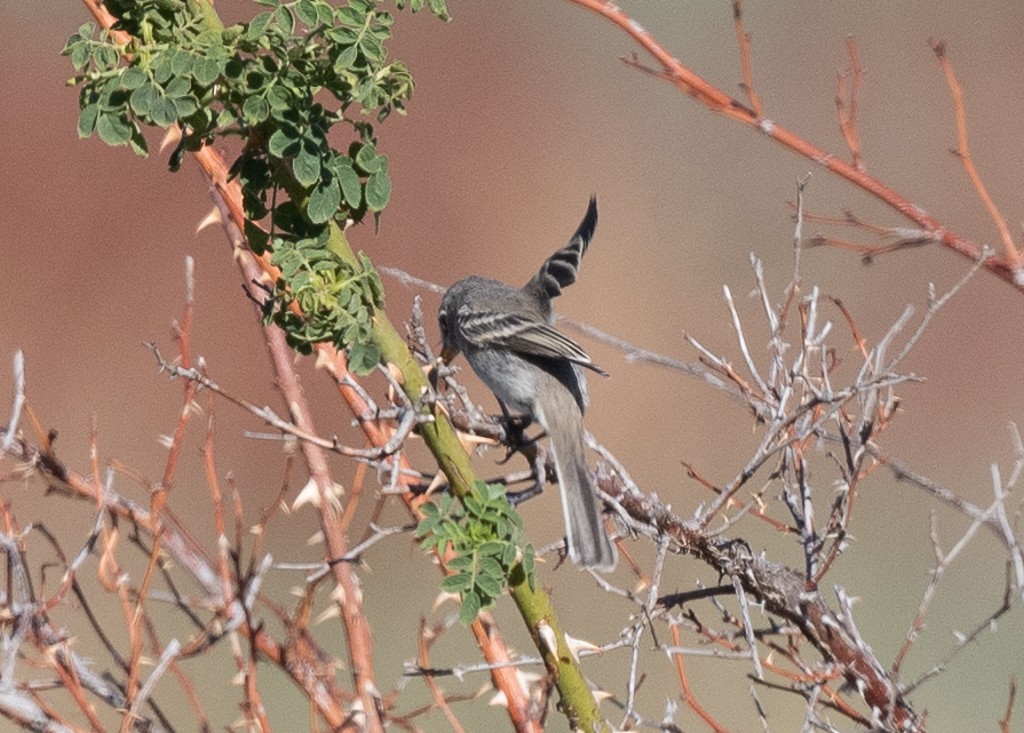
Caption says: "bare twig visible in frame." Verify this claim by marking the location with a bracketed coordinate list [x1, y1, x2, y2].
[930, 40, 1019, 270]
[148, 341, 426, 459]
[836, 36, 865, 169]
[732, 1, 763, 118]
[1, 351, 24, 453]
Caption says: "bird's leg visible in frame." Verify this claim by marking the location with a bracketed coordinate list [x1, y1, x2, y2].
[494, 400, 538, 459]
[499, 400, 530, 435]
[494, 400, 553, 506]
[505, 441, 548, 506]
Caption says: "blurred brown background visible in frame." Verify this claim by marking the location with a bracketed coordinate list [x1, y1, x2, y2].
[3, 1, 1024, 730]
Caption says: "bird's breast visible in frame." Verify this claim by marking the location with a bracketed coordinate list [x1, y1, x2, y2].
[463, 347, 537, 417]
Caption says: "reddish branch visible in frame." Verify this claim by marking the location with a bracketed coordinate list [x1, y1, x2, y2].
[668, 623, 730, 732]
[836, 36, 864, 170]
[572, 0, 1024, 289]
[10, 430, 355, 728]
[930, 39, 1019, 264]
[732, 1, 763, 118]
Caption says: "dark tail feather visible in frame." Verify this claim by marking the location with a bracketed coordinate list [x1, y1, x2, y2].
[530, 196, 598, 300]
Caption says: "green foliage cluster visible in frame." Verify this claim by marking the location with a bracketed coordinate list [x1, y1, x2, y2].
[270, 238, 385, 371]
[416, 482, 537, 625]
[62, 0, 447, 372]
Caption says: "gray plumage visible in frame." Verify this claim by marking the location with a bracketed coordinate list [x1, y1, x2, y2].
[438, 197, 616, 571]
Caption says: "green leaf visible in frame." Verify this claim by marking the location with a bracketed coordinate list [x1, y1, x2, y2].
[447, 555, 474, 572]
[315, 1, 334, 24]
[194, 29, 224, 49]
[356, 253, 384, 307]
[192, 57, 221, 85]
[459, 591, 482, 625]
[347, 342, 380, 374]
[429, 0, 451, 20]
[94, 77, 122, 109]
[326, 26, 359, 46]
[170, 49, 193, 77]
[292, 143, 322, 187]
[130, 83, 159, 115]
[266, 84, 293, 111]
[150, 95, 179, 126]
[129, 126, 150, 157]
[154, 0, 185, 12]
[333, 44, 359, 73]
[69, 42, 90, 71]
[275, 4, 295, 34]
[478, 556, 503, 577]
[220, 24, 244, 44]
[476, 573, 502, 599]
[96, 111, 132, 145]
[335, 160, 362, 208]
[463, 495, 484, 517]
[359, 34, 385, 64]
[152, 55, 174, 84]
[216, 107, 238, 128]
[440, 574, 471, 593]
[95, 45, 120, 71]
[268, 127, 300, 158]
[354, 142, 381, 172]
[478, 541, 506, 558]
[307, 176, 341, 223]
[242, 96, 270, 124]
[245, 11, 274, 40]
[172, 96, 198, 118]
[364, 169, 391, 211]
[500, 542, 517, 567]
[164, 76, 191, 98]
[415, 511, 440, 534]
[336, 6, 365, 26]
[295, 0, 318, 25]
[119, 67, 148, 90]
[77, 104, 99, 138]
[270, 201, 302, 233]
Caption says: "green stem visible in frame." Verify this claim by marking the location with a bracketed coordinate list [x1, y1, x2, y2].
[180, 1, 611, 728]
[329, 219, 611, 732]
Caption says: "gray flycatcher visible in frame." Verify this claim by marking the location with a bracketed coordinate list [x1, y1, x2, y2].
[438, 197, 617, 571]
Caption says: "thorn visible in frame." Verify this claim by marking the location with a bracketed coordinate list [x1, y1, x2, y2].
[195, 207, 222, 233]
[315, 605, 341, 624]
[291, 478, 345, 513]
[160, 125, 182, 153]
[564, 633, 602, 662]
[537, 619, 559, 656]
[432, 591, 460, 611]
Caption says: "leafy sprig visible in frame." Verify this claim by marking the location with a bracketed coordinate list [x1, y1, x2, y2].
[417, 482, 537, 624]
[62, 0, 446, 373]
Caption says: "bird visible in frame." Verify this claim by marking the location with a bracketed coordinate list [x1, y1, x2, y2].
[438, 197, 616, 570]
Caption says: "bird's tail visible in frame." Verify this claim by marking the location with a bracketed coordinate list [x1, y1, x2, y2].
[540, 400, 617, 571]
[527, 196, 598, 301]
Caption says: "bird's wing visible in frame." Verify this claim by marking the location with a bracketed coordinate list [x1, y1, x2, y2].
[458, 307, 607, 375]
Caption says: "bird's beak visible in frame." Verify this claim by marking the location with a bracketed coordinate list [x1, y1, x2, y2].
[430, 345, 458, 392]
[439, 345, 458, 365]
